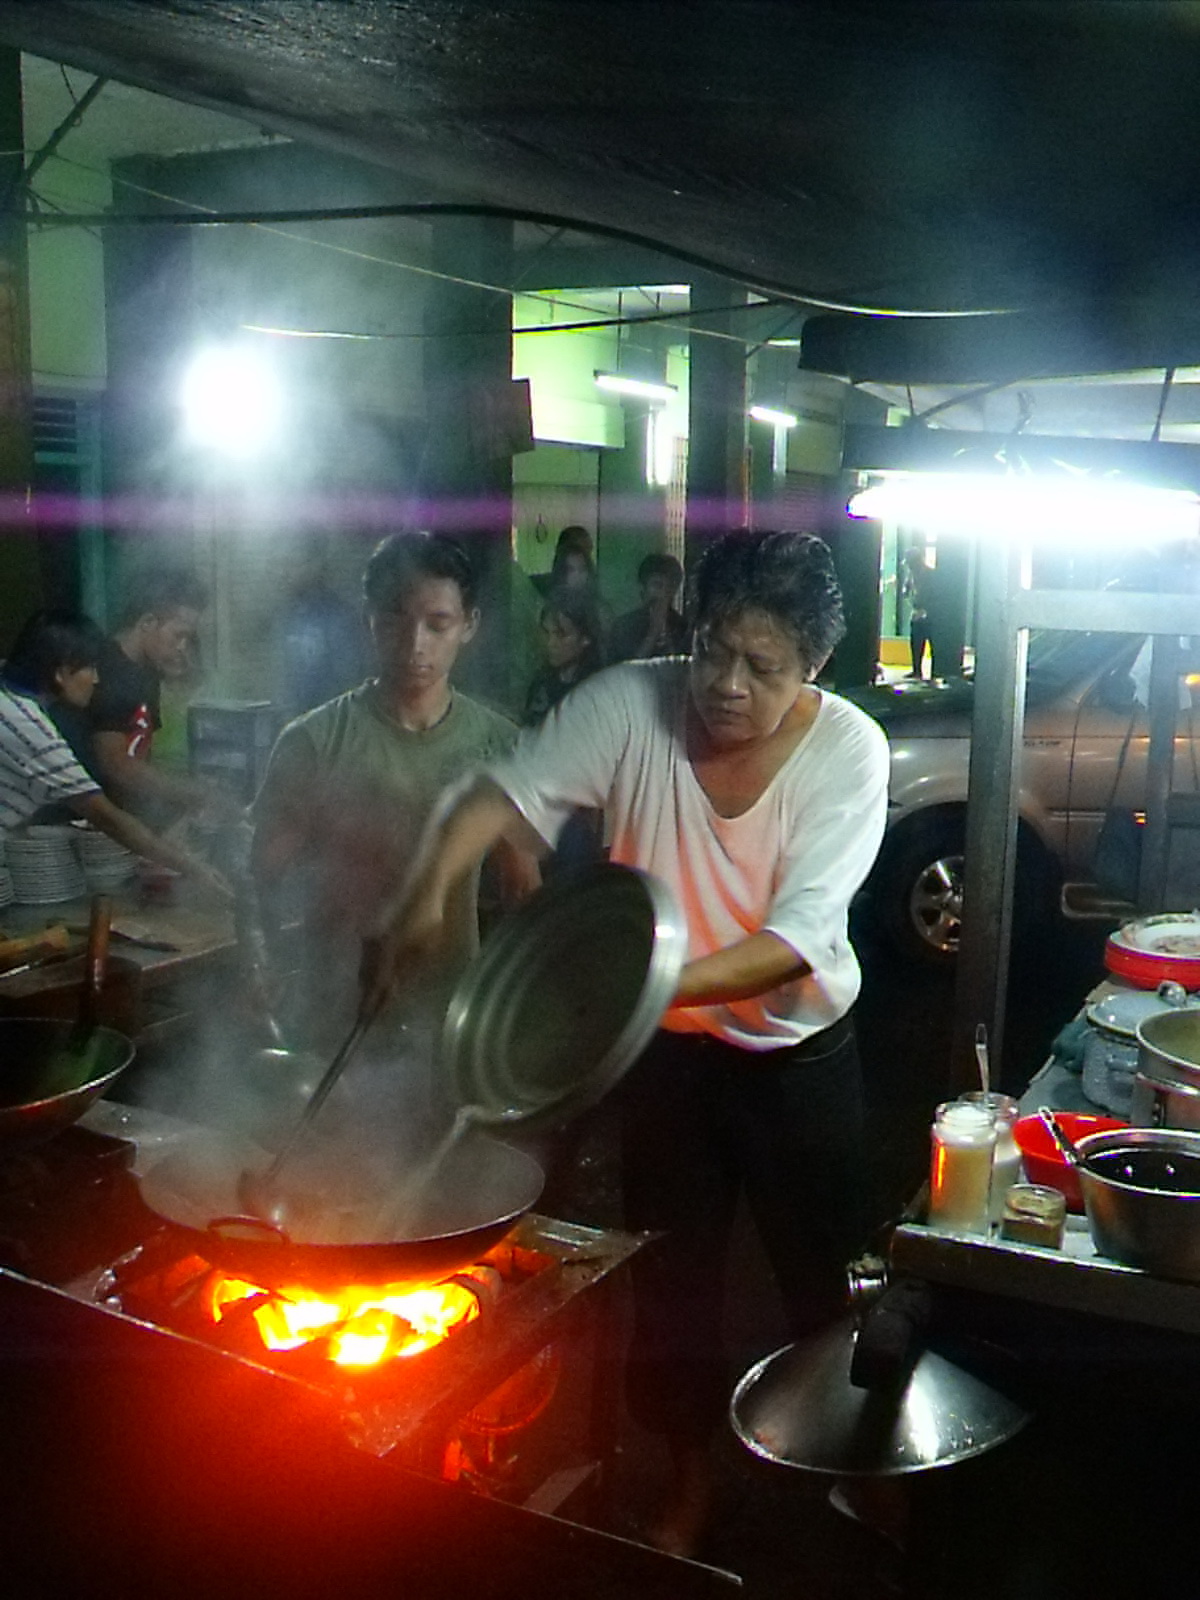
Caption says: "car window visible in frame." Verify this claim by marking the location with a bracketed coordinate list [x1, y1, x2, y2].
[1011, 629, 1144, 709]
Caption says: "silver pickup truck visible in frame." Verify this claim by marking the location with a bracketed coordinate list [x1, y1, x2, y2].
[847, 630, 1193, 964]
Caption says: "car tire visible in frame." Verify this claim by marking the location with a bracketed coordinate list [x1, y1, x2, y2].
[871, 813, 1055, 968]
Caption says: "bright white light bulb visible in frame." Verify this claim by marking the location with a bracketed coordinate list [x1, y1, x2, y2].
[181, 345, 281, 456]
[847, 473, 1200, 545]
[749, 405, 798, 428]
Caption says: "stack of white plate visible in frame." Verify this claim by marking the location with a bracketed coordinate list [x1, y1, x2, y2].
[5, 825, 87, 904]
[75, 825, 136, 891]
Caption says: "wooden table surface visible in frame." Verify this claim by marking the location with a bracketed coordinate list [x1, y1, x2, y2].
[0, 888, 236, 1013]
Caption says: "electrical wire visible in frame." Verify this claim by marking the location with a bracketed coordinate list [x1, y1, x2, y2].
[26, 151, 785, 346]
[20, 195, 1019, 320]
[244, 295, 784, 342]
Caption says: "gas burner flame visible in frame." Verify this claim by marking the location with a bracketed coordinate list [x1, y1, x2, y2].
[204, 1274, 481, 1368]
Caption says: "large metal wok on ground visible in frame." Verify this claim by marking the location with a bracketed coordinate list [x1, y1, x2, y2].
[136, 864, 686, 1288]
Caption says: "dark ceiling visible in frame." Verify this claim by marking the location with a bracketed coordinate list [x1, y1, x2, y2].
[5, 1, 1200, 378]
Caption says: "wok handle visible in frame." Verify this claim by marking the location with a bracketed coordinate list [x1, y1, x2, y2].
[209, 1214, 294, 1247]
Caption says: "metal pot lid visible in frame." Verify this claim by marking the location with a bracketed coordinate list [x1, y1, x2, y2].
[731, 1321, 1030, 1478]
[440, 863, 687, 1129]
[1088, 981, 1193, 1039]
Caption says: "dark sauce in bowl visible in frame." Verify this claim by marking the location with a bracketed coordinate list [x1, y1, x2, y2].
[1086, 1147, 1200, 1194]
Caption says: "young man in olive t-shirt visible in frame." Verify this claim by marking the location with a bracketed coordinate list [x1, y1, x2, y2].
[252, 532, 536, 1047]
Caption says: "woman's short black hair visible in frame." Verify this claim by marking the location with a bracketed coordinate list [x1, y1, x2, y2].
[363, 531, 478, 612]
[689, 529, 846, 675]
[4, 609, 106, 695]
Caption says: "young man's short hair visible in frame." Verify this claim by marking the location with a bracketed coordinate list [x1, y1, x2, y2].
[117, 565, 209, 629]
[638, 552, 684, 589]
[363, 532, 478, 613]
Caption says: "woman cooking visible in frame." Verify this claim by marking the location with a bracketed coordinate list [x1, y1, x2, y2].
[367, 529, 889, 1557]
[0, 609, 230, 897]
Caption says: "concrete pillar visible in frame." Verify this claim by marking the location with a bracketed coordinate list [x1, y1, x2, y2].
[826, 478, 882, 689]
[102, 157, 198, 604]
[0, 48, 42, 648]
[421, 216, 517, 705]
[685, 281, 748, 567]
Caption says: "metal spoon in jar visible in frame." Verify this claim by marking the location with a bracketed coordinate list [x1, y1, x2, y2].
[974, 1022, 990, 1098]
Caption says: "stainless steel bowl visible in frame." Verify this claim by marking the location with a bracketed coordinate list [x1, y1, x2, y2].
[1077, 1126, 1200, 1282]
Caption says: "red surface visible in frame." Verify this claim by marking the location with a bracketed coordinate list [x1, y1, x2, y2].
[1014, 1113, 1128, 1212]
[1104, 937, 1200, 990]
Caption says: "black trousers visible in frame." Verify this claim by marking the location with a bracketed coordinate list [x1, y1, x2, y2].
[617, 1018, 866, 1445]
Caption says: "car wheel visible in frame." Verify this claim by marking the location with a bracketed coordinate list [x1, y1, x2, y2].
[872, 814, 1055, 967]
[874, 816, 965, 966]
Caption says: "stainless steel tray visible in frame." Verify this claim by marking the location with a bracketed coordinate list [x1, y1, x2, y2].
[892, 1216, 1200, 1337]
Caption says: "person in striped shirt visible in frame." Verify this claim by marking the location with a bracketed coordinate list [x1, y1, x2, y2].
[0, 610, 229, 897]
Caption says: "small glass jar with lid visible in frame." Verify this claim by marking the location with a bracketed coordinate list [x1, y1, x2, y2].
[957, 1090, 1021, 1223]
[927, 1100, 997, 1234]
[1000, 1184, 1067, 1249]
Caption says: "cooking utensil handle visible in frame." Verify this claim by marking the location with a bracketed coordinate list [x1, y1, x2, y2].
[82, 895, 112, 1028]
[1037, 1104, 1082, 1167]
[293, 1015, 367, 1129]
[259, 992, 384, 1184]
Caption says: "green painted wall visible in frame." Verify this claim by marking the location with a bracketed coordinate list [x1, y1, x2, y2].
[28, 155, 109, 385]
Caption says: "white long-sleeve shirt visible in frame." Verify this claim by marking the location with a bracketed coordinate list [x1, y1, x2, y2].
[489, 659, 889, 1050]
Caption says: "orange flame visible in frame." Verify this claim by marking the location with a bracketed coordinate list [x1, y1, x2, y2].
[204, 1275, 480, 1368]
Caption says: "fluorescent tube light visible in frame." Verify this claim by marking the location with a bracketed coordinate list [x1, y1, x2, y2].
[595, 371, 677, 402]
[847, 473, 1200, 545]
[749, 405, 799, 428]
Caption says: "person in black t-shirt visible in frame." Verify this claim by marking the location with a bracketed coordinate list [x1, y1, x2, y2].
[77, 566, 240, 825]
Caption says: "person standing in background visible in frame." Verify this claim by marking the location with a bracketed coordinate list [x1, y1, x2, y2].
[901, 547, 943, 680]
[272, 533, 366, 721]
[522, 586, 606, 727]
[253, 531, 537, 1049]
[59, 564, 240, 827]
[531, 525, 599, 598]
[609, 553, 688, 662]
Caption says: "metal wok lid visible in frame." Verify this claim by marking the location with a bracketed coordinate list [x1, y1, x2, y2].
[731, 1320, 1030, 1477]
[440, 862, 686, 1129]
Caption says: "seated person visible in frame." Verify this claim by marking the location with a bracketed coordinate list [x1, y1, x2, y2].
[0, 609, 229, 896]
[609, 552, 688, 662]
[522, 587, 606, 727]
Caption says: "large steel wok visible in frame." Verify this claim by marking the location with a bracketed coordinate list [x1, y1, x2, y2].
[138, 1127, 544, 1289]
[0, 1017, 135, 1149]
[136, 864, 685, 1290]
